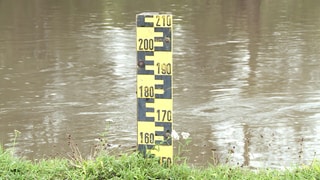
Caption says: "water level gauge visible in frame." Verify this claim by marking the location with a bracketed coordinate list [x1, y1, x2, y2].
[136, 12, 173, 166]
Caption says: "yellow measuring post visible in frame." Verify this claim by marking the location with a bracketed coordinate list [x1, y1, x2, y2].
[136, 12, 173, 166]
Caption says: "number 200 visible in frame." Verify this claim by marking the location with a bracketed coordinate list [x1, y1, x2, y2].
[138, 38, 154, 51]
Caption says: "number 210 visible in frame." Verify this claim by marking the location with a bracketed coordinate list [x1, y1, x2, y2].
[156, 15, 172, 27]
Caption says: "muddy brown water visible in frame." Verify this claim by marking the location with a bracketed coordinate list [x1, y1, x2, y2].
[1, 0, 320, 168]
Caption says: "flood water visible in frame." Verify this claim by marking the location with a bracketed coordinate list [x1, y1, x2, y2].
[1, 0, 320, 168]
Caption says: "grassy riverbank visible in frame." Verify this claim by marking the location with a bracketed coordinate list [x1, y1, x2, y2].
[1, 146, 319, 179]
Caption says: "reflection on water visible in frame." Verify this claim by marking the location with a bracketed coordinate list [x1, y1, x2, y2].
[1, 0, 320, 168]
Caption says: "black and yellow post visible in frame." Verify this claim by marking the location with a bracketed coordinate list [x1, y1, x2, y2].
[136, 12, 173, 166]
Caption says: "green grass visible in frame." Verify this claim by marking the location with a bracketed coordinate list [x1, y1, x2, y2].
[1, 146, 320, 179]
